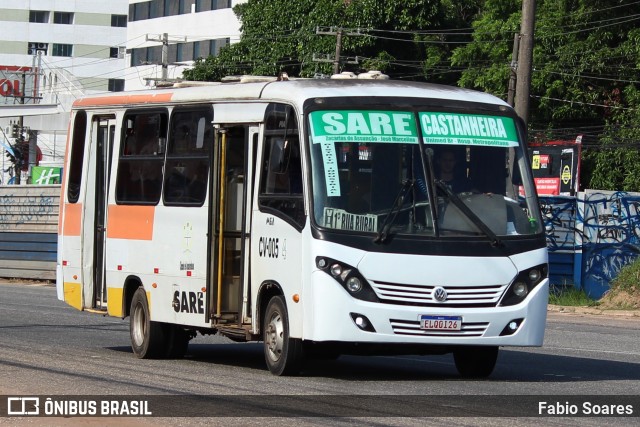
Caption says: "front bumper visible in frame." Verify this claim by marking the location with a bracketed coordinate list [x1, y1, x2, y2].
[303, 271, 548, 347]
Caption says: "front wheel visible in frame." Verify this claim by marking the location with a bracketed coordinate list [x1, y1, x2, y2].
[453, 345, 499, 378]
[130, 287, 166, 358]
[263, 296, 304, 376]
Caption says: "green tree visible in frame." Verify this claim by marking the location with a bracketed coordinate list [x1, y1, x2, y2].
[450, 0, 640, 190]
[183, 0, 481, 82]
[183, 0, 640, 191]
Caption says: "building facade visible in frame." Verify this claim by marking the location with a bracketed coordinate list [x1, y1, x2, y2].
[125, 0, 244, 90]
[0, 0, 130, 98]
[0, 0, 245, 184]
[0, 0, 130, 183]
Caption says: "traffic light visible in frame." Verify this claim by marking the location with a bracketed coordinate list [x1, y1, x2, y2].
[18, 141, 29, 171]
[5, 143, 23, 169]
[5, 149, 15, 163]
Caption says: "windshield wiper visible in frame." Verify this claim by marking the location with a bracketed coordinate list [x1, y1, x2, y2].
[435, 180, 503, 247]
[374, 179, 415, 244]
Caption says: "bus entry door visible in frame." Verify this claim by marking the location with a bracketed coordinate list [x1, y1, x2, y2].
[210, 125, 256, 326]
[82, 115, 115, 310]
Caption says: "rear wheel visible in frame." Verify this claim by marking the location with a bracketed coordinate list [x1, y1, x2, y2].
[453, 346, 499, 378]
[130, 287, 165, 358]
[263, 296, 304, 376]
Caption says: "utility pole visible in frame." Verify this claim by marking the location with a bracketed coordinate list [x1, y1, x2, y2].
[333, 29, 343, 75]
[514, 0, 536, 125]
[16, 70, 25, 185]
[28, 53, 42, 184]
[144, 33, 186, 86]
[507, 32, 520, 107]
[315, 27, 362, 75]
[161, 33, 168, 81]
[146, 33, 169, 81]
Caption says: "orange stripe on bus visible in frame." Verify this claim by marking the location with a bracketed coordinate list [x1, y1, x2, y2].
[58, 121, 72, 235]
[62, 203, 82, 236]
[73, 93, 173, 107]
[107, 205, 155, 240]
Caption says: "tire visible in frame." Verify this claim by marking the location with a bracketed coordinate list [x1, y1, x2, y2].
[164, 325, 190, 359]
[130, 287, 166, 358]
[453, 345, 499, 378]
[263, 295, 304, 376]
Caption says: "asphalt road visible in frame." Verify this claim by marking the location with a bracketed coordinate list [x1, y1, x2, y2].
[0, 281, 639, 426]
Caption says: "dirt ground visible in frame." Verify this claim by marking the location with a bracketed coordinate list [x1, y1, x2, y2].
[597, 288, 640, 310]
[549, 286, 640, 318]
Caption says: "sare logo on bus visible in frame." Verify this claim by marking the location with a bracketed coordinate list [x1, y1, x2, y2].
[259, 237, 285, 259]
[172, 291, 204, 314]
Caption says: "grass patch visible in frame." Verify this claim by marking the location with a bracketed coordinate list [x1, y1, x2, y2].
[549, 286, 599, 307]
[609, 258, 640, 293]
[549, 259, 640, 310]
[600, 258, 640, 309]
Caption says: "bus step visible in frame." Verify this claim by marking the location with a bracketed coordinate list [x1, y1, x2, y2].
[218, 326, 252, 342]
[85, 307, 108, 315]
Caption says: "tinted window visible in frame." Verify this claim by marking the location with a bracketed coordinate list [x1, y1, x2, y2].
[52, 44, 73, 57]
[29, 11, 49, 23]
[67, 111, 87, 203]
[258, 103, 305, 228]
[163, 107, 213, 206]
[111, 14, 127, 27]
[53, 12, 73, 24]
[115, 111, 168, 204]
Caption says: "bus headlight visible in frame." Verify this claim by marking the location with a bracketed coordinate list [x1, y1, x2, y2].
[330, 263, 343, 277]
[316, 256, 379, 302]
[513, 282, 528, 297]
[500, 264, 548, 307]
[346, 277, 362, 293]
[528, 269, 541, 282]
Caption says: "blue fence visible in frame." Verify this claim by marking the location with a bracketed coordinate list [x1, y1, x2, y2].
[540, 190, 640, 298]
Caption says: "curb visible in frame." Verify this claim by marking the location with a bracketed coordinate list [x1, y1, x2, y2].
[548, 304, 640, 318]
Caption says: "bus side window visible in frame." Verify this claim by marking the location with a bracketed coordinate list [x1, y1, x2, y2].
[67, 110, 87, 203]
[258, 103, 304, 228]
[115, 111, 168, 205]
[163, 107, 212, 206]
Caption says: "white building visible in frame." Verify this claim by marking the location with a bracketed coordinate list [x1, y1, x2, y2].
[0, 0, 245, 184]
[0, 0, 130, 183]
[126, 0, 244, 90]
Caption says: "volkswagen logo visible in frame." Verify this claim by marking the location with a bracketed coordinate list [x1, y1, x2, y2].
[433, 286, 448, 302]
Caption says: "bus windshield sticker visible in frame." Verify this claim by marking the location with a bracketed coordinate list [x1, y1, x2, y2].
[320, 141, 341, 196]
[323, 207, 378, 232]
[309, 110, 419, 144]
[419, 112, 519, 147]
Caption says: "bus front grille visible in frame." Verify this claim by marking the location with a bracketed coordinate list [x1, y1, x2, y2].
[389, 319, 489, 337]
[371, 280, 507, 307]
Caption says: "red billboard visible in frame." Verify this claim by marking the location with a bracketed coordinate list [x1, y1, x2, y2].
[0, 66, 36, 105]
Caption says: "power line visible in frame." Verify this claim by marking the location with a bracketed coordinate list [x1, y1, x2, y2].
[531, 95, 638, 111]
[533, 69, 640, 85]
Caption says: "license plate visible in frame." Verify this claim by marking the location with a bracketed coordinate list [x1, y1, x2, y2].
[419, 315, 462, 331]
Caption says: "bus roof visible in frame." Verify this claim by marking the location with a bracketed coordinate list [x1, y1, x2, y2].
[72, 79, 509, 110]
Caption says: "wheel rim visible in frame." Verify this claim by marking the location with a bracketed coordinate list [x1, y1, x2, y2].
[132, 302, 146, 347]
[265, 310, 284, 363]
